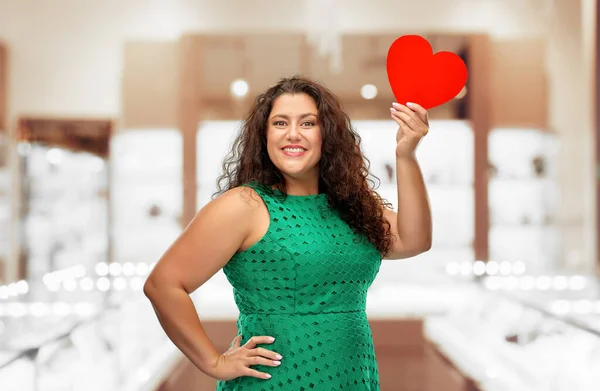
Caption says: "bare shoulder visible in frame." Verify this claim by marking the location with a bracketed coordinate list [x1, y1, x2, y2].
[220, 185, 264, 208]
[201, 186, 264, 221]
[145, 186, 266, 294]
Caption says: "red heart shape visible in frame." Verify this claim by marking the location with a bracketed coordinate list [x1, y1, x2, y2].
[386, 35, 468, 110]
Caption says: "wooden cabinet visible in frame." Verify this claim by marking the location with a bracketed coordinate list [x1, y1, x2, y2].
[490, 39, 548, 129]
[0, 43, 7, 284]
[0, 43, 6, 131]
[371, 319, 426, 391]
[121, 41, 179, 129]
[424, 342, 481, 391]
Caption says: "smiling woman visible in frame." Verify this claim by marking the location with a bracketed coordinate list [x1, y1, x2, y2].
[214, 76, 398, 253]
[265, 93, 322, 194]
[143, 75, 432, 390]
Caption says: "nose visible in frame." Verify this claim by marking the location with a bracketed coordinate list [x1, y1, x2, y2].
[286, 123, 301, 140]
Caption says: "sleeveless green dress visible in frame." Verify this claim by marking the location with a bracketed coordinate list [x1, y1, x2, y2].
[216, 182, 383, 390]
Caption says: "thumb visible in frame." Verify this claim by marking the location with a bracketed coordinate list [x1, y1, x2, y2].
[231, 334, 242, 348]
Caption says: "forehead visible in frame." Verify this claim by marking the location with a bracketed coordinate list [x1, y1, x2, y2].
[270, 93, 318, 116]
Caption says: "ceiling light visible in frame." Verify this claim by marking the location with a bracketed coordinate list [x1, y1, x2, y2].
[46, 148, 64, 165]
[230, 79, 249, 98]
[360, 84, 378, 100]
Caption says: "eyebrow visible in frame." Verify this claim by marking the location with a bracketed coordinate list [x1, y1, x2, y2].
[270, 113, 318, 120]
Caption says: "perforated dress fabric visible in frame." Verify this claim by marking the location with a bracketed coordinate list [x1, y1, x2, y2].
[215, 182, 383, 391]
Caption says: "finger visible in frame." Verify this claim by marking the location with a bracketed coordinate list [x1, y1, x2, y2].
[390, 112, 410, 140]
[232, 334, 242, 348]
[392, 102, 420, 121]
[393, 102, 428, 128]
[390, 109, 417, 132]
[244, 336, 275, 349]
[248, 347, 283, 361]
[391, 109, 428, 137]
[406, 102, 429, 125]
[243, 367, 272, 380]
[397, 111, 419, 131]
[247, 355, 282, 367]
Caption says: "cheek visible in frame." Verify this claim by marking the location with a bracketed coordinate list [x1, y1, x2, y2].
[266, 145, 278, 164]
[266, 131, 277, 154]
[313, 134, 323, 157]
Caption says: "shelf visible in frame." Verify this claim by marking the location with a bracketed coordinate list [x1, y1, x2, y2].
[424, 281, 600, 391]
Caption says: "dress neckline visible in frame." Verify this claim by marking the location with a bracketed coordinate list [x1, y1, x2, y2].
[271, 187, 326, 199]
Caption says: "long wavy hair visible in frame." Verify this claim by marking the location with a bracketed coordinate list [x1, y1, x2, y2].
[214, 75, 393, 257]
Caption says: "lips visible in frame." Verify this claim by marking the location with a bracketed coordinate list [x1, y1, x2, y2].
[282, 146, 307, 157]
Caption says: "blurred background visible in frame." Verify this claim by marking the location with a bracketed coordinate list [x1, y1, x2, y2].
[0, 0, 599, 390]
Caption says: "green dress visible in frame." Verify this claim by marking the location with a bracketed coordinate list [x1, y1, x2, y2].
[216, 182, 382, 390]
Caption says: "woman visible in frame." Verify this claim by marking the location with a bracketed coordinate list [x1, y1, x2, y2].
[143, 76, 432, 390]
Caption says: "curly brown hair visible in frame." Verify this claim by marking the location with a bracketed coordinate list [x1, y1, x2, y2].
[214, 75, 393, 257]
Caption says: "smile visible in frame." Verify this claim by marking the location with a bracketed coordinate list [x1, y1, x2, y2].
[282, 147, 307, 156]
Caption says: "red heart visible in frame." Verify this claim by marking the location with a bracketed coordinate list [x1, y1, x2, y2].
[386, 35, 468, 110]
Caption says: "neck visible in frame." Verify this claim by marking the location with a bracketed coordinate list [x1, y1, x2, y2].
[275, 177, 320, 196]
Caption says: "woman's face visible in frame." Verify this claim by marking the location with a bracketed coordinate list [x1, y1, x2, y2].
[266, 93, 322, 183]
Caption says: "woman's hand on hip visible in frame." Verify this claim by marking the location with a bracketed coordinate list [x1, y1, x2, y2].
[207, 335, 282, 381]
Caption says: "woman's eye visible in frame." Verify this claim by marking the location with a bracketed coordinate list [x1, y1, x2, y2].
[272, 120, 314, 127]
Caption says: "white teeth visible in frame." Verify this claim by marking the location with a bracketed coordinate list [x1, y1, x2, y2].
[283, 148, 305, 153]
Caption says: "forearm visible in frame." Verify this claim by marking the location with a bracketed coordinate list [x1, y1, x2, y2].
[144, 280, 219, 375]
[395, 155, 432, 249]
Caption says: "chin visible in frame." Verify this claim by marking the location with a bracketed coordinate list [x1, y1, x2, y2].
[270, 154, 320, 179]
[280, 166, 319, 180]
[279, 168, 308, 179]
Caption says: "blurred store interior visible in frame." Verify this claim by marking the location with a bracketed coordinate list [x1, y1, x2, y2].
[1, 0, 600, 390]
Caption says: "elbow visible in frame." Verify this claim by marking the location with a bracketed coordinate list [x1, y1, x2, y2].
[411, 242, 431, 257]
[143, 272, 188, 302]
[419, 227, 433, 253]
[422, 236, 432, 252]
[143, 274, 165, 302]
[418, 236, 432, 254]
[143, 277, 157, 301]
[410, 237, 432, 257]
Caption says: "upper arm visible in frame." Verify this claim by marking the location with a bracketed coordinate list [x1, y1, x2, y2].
[145, 186, 261, 294]
[382, 207, 430, 260]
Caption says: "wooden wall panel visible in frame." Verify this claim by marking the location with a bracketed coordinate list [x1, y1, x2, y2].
[595, 0, 600, 271]
[490, 39, 548, 129]
[178, 35, 203, 227]
[121, 41, 179, 129]
[0, 43, 8, 283]
[0, 43, 7, 131]
[468, 34, 492, 262]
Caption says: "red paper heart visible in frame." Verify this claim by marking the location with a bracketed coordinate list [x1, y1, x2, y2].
[386, 35, 468, 110]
